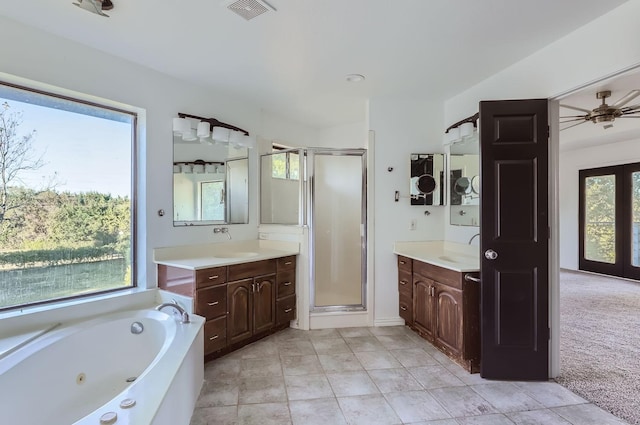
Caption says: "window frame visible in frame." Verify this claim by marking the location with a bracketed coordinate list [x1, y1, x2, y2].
[0, 79, 138, 312]
[579, 162, 640, 280]
[272, 145, 300, 181]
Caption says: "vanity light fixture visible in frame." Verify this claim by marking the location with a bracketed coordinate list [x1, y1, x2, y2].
[175, 113, 255, 148]
[444, 112, 479, 145]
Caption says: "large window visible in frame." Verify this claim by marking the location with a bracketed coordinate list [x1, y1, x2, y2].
[0, 81, 136, 311]
[579, 163, 640, 280]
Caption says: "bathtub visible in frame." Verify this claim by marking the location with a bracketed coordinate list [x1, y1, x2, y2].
[0, 308, 204, 425]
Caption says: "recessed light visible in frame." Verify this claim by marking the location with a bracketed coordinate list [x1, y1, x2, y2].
[345, 74, 365, 83]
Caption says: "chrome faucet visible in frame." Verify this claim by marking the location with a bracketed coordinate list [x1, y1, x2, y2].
[155, 302, 190, 324]
[468, 233, 480, 245]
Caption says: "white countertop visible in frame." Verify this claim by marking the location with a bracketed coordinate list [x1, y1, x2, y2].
[153, 240, 300, 270]
[393, 240, 480, 272]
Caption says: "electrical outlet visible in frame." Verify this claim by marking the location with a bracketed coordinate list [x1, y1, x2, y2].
[258, 233, 269, 240]
[409, 219, 417, 230]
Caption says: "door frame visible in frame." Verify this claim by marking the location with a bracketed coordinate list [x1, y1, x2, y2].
[549, 63, 640, 378]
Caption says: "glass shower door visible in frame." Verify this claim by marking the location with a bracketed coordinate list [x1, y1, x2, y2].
[310, 150, 366, 311]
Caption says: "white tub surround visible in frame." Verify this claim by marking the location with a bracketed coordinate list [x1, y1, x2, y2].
[153, 239, 299, 270]
[0, 308, 204, 425]
[393, 240, 480, 272]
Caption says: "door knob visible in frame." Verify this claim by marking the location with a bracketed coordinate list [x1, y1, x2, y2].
[484, 249, 498, 260]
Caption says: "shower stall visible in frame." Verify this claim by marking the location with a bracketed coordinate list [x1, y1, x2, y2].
[260, 148, 367, 319]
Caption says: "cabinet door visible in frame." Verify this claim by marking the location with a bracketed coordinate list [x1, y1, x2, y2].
[254, 275, 276, 334]
[227, 279, 253, 345]
[413, 276, 435, 340]
[434, 282, 463, 357]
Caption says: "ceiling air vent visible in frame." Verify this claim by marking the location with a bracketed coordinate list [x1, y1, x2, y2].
[225, 0, 276, 20]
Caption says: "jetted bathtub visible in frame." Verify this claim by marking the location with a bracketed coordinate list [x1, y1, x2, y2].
[0, 308, 204, 425]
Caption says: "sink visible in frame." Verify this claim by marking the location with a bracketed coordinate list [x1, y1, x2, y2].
[212, 251, 259, 259]
[438, 255, 475, 264]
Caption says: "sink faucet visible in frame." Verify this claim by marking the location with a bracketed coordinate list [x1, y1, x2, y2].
[214, 227, 232, 240]
[468, 233, 480, 245]
[155, 301, 190, 324]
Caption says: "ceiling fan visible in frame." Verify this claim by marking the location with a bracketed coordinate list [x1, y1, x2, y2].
[560, 89, 640, 130]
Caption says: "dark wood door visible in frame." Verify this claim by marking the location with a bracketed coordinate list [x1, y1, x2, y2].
[253, 275, 276, 334]
[480, 99, 549, 380]
[413, 277, 435, 340]
[434, 282, 462, 357]
[227, 278, 253, 345]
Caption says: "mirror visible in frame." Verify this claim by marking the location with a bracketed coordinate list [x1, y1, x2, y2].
[173, 123, 249, 226]
[449, 135, 479, 226]
[410, 154, 446, 206]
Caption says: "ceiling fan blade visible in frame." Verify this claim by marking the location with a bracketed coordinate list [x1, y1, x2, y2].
[560, 118, 586, 123]
[621, 103, 640, 112]
[560, 121, 587, 131]
[611, 90, 640, 109]
[560, 104, 592, 113]
[618, 115, 640, 118]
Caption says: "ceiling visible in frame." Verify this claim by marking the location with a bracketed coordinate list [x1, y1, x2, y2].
[0, 0, 632, 128]
[558, 68, 640, 151]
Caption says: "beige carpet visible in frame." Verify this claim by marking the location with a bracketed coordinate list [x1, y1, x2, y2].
[556, 269, 640, 425]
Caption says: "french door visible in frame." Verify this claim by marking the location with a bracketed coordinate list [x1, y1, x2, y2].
[579, 162, 640, 280]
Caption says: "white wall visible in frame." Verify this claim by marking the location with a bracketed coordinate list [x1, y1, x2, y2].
[444, 1, 640, 123]
[317, 122, 367, 148]
[0, 16, 317, 289]
[559, 137, 640, 270]
[369, 99, 445, 325]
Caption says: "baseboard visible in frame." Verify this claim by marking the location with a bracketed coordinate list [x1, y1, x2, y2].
[374, 317, 406, 327]
[309, 311, 370, 329]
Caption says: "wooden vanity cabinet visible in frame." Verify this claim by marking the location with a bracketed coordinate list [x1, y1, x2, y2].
[157, 254, 296, 361]
[276, 256, 297, 326]
[397, 256, 413, 325]
[226, 260, 276, 345]
[397, 256, 480, 372]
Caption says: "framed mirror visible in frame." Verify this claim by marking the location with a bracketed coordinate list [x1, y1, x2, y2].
[410, 154, 446, 206]
[173, 116, 250, 226]
[449, 135, 479, 226]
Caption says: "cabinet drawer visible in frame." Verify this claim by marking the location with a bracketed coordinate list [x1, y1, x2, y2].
[277, 256, 296, 271]
[276, 294, 296, 325]
[399, 293, 413, 324]
[397, 256, 412, 272]
[398, 270, 412, 296]
[229, 259, 276, 281]
[204, 316, 227, 354]
[196, 285, 227, 320]
[414, 260, 462, 290]
[196, 266, 227, 288]
[276, 270, 296, 299]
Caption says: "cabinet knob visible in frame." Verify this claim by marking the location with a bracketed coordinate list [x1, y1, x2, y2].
[400, 306, 407, 311]
[283, 282, 292, 286]
[284, 308, 293, 313]
[400, 261, 406, 265]
[208, 275, 219, 280]
[400, 280, 408, 285]
[207, 301, 219, 306]
[285, 261, 293, 265]
[209, 335, 219, 341]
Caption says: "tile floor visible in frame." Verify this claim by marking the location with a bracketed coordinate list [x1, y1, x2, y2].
[190, 326, 627, 425]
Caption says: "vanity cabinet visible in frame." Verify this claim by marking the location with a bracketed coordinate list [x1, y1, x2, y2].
[276, 256, 297, 326]
[157, 255, 296, 361]
[397, 255, 480, 372]
[226, 260, 277, 345]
